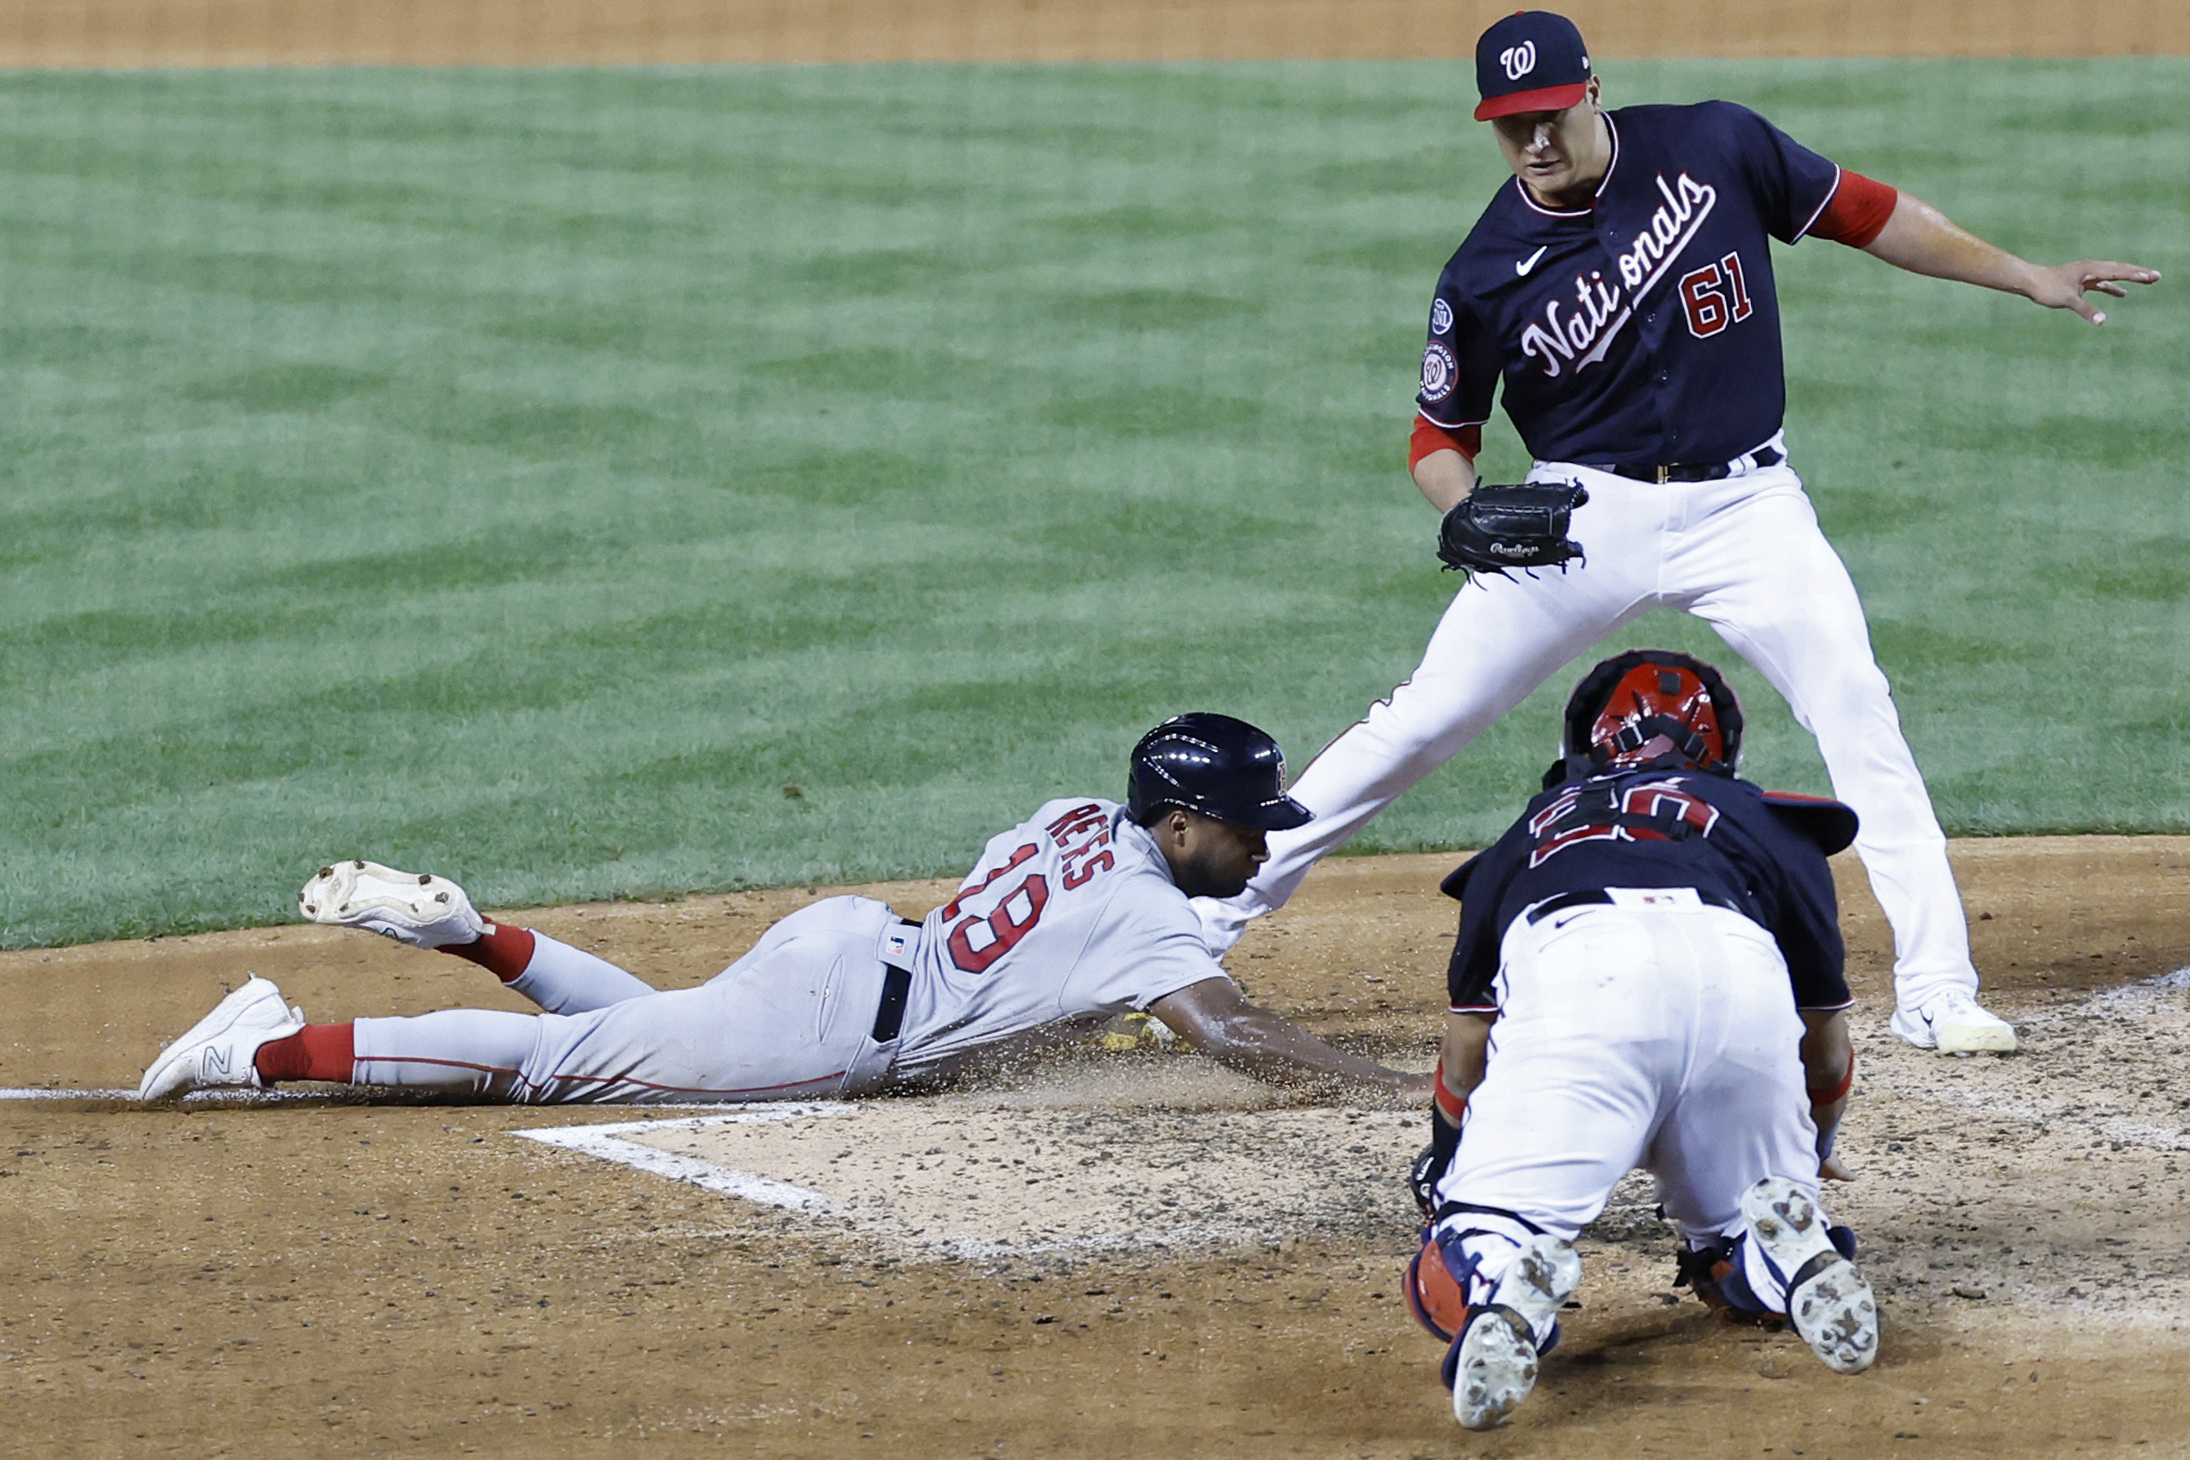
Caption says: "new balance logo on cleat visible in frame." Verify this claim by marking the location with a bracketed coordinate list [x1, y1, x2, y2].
[136, 976, 304, 1101]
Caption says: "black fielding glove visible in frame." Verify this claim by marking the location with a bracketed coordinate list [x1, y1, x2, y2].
[1436, 481, 1589, 578]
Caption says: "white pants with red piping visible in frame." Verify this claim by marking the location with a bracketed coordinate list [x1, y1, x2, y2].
[348, 897, 900, 1103]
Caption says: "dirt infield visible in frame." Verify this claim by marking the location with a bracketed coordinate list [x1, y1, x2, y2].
[5, 3, 2186, 1454]
[5, 838, 2188, 1457]
[1, 0, 2183, 66]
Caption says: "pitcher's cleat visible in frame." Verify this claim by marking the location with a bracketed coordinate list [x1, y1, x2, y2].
[1445, 1233, 1582, 1430]
[1741, 1177, 1879, 1374]
[299, 859, 485, 949]
[137, 976, 304, 1101]
[1889, 987, 2016, 1054]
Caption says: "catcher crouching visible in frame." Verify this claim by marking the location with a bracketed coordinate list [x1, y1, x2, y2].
[1404, 650, 1878, 1429]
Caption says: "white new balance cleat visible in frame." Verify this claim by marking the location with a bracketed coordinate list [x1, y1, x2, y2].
[137, 976, 304, 1101]
[299, 859, 485, 949]
[1448, 1233, 1582, 1430]
[1890, 987, 2017, 1054]
[1742, 1176, 1879, 1375]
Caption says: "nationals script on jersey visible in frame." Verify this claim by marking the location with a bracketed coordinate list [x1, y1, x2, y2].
[1417, 102, 1845, 466]
[890, 798, 1227, 1076]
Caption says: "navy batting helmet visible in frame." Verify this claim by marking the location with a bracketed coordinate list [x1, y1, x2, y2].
[1127, 714, 1314, 831]
[1558, 650, 1744, 779]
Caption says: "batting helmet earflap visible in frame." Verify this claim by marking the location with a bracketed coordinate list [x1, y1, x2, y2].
[1127, 714, 1314, 832]
[1559, 650, 1743, 778]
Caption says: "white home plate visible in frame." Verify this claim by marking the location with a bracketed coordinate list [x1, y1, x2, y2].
[515, 1064, 1427, 1258]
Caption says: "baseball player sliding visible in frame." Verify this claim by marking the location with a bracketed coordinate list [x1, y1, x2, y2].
[1406, 650, 1875, 1429]
[138, 716, 1431, 1107]
[1199, 10, 2162, 1055]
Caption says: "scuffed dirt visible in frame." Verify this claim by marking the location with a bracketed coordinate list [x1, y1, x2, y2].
[3, 838, 2187, 1457]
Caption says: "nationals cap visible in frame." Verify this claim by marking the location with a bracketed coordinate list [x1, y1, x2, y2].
[1473, 11, 1592, 121]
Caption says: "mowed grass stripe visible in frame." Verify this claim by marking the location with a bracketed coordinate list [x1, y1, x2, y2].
[0, 60, 2183, 947]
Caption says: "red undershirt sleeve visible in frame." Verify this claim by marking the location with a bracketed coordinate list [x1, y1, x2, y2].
[1410, 414, 1482, 472]
[1809, 168, 1897, 248]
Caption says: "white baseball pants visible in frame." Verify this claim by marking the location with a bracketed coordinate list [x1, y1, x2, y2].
[1432, 897, 1832, 1323]
[349, 896, 903, 1102]
[1200, 441, 1976, 1009]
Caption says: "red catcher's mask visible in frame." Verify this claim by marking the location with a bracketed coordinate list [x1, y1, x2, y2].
[1588, 660, 1728, 770]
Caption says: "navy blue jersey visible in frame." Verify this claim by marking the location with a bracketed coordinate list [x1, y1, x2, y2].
[1416, 102, 1844, 466]
[1442, 770, 1853, 1013]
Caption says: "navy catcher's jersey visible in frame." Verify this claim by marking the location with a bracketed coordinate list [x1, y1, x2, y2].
[1442, 771, 1852, 1013]
[1416, 102, 1844, 466]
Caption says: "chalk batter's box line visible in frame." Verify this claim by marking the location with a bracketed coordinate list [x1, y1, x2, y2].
[0, 1086, 310, 1101]
[514, 1105, 850, 1214]
[509, 1108, 1282, 1260]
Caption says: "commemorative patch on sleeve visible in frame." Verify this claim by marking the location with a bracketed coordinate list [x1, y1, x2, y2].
[1430, 298, 1454, 336]
[1420, 342, 1458, 403]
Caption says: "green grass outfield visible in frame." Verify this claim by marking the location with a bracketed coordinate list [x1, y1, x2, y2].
[1, 60, 2184, 947]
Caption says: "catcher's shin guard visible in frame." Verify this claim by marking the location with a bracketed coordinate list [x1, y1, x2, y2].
[1410, 1206, 1567, 1351]
[1405, 1229, 1470, 1343]
[1442, 1234, 1582, 1430]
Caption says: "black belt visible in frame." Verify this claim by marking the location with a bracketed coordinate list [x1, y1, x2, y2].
[1526, 888, 1743, 924]
[1602, 444, 1783, 484]
[871, 918, 919, 1043]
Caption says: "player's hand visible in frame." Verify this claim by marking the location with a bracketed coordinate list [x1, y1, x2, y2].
[1820, 1153, 1858, 1183]
[2027, 259, 2162, 324]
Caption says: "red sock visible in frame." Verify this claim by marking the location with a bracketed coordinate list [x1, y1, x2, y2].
[255, 1023, 355, 1084]
[442, 922, 536, 983]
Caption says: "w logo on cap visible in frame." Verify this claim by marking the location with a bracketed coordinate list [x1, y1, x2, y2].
[1474, 12, 1591, 121]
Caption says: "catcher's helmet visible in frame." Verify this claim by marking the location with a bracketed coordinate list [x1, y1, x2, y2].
[1559, 650, 1743, 778]
[1127, 714, 1314, 831]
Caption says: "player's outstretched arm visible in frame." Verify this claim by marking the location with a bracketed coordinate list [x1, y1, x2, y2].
[1862, 192, 2161, 325]
[1149, 976, 1433, 1105]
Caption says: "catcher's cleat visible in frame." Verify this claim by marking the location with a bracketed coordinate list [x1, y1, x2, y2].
[299, 859, 485, 950]
[137, 976, 304, 1101]
[1443, 1233, 1581, 1430]
[1889, 987, 2016, 1055]
[1741, 1177, 1878, 1375]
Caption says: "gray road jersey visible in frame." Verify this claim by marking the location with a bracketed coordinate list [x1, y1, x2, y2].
[892, 798, 1228, 1076]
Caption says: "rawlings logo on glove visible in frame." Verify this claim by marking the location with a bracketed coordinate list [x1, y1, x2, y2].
[1436, 480, 1589, 578]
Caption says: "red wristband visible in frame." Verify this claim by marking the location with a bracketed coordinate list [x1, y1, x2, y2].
[1432, 1059, 1469, 1124]
[1808, 1049, 1855, 1106]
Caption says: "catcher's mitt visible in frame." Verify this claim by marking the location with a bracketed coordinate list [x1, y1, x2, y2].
[1408, 1142, 1443, 1219]
[1436, 480, 1588, 577]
